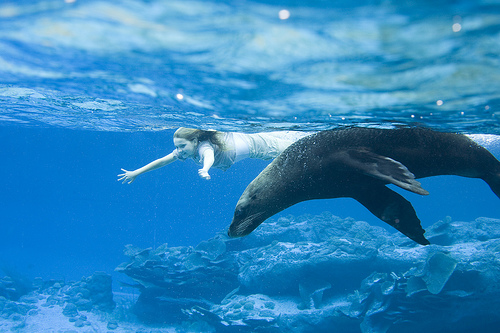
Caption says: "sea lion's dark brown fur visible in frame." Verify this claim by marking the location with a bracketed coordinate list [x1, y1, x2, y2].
[228, 127, 500, 245]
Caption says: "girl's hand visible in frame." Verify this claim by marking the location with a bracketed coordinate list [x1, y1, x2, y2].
[118, 168, 138, 184]
[198, 169, 211, 180]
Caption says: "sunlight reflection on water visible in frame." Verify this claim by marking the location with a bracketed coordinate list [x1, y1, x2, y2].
[0, 0, 499, 133]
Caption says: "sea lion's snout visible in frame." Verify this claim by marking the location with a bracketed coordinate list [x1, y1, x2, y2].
[228, 204, 266, 238]
[228, 208, 246, 237]
[227, 224, 243, 238]
[228, 184, 261, 237]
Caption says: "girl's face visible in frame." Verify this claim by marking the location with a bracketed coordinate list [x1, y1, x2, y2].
[173, 137, 197, 158]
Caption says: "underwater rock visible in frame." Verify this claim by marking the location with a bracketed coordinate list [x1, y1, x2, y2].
[117, 213, 500, 331]
[116, 236, 240, 323]
[202, 294, 281, 328]
[0, 272, 140, 332]
[403, 252, 458, 296]
[133, 286, 214, 324]
[74, 317, 86, 327]
[107, 320, 119, 330]
[195, 238, 227, 261]
[425, 217, 500, 245]
[1, 273, 115, 319]
[235, 214, 384, 296]
[422, 252, 458, 294]
[405, 276, 427, 297]
[227, 213, 392, 252]
[62, 303, 78, 318]
[186, 293, 359, 333]
[0, 271, 33, 301]
[59, 272, 115, 313]
[86, 272, 115, 312]
[298, 277, 332, 309]
[74, 298, 92, 311]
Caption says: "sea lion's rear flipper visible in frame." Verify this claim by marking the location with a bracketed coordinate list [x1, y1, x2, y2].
[343, 149, 429, 195]
[484, 171, 500, 199]
[351, 183, 430, 245]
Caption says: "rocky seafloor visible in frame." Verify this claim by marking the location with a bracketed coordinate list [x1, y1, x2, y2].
[2, 212, 500, 332]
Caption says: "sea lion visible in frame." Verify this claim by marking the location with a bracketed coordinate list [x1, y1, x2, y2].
[228, 127, 500, 245]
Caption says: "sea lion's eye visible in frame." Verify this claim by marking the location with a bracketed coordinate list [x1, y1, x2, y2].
[234, 208, 244, 218]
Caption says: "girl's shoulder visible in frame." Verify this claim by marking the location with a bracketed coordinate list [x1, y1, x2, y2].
[197, 140, 215, 154]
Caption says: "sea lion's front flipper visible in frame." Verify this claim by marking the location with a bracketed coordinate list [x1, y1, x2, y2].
[343, 149, 429, 195]
[351, 183, 430, 245]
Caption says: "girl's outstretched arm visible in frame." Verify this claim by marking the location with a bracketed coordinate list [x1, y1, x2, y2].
[118, 152, 178, 184]
[198, 148, 215, 180]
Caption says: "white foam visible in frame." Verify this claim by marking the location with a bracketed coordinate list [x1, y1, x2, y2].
[0, 87, 46, 99]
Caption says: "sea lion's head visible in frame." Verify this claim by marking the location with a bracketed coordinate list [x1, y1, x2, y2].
[228, 175, 273, 237]
[228, 139, 315, 238]
[228, 164, 291, 238]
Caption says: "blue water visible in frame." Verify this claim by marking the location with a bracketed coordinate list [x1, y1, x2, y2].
[1, 0, 500, 328]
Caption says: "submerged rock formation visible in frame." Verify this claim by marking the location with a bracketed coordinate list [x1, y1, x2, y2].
[0, 271, 116, 330]
[117, 213, 500, 332]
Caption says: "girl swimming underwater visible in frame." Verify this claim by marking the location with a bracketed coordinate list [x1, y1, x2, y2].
[118, 127, 310, 182]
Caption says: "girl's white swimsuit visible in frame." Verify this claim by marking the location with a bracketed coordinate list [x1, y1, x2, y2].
[172, 131, 311, 170]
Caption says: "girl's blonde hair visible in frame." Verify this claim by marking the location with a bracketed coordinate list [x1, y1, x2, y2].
[173, 128, 226, 150]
